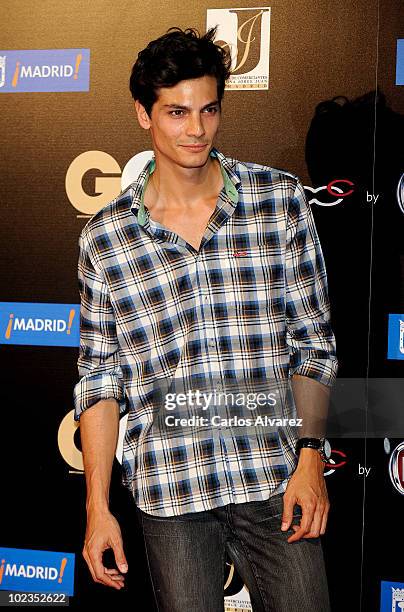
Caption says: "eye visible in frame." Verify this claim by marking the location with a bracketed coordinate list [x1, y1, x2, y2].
[169, 109, 185, 117]
[203, 106, 218, 114]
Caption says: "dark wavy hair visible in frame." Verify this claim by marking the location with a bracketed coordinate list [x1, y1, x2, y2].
[129, 26, 231, 117]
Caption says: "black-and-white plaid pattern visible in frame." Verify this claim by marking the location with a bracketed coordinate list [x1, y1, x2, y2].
[73, 147, 338, 516]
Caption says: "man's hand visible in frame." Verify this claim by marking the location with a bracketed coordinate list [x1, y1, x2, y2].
[83, 508, 128, 590]
[281, 448, 330, 543]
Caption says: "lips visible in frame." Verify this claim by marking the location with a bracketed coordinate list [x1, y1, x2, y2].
[180, 144, 208, 150]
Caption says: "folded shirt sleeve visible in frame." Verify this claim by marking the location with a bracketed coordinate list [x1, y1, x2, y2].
[72, 230, 127, 422]
[285, 178, 338, 387]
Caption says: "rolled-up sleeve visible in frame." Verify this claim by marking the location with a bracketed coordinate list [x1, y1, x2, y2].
[73, 230, 127, 421]
[285, 179, 338, 387]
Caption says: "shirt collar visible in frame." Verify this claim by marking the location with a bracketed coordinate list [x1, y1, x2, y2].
[130, 147, 240, 226]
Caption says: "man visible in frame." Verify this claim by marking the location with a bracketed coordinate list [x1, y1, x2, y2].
[73, 27, 337, 611]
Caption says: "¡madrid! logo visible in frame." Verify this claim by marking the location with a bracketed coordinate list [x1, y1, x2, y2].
[0, 548, 75, 595]
[0, 49, 90, 93]
[206, 7, 271, 90]
[0, 303, 79, 347]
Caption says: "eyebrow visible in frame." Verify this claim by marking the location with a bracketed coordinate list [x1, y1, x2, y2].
[162, 100, 219, 110]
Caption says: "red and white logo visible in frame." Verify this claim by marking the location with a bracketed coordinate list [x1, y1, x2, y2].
[304, 179, 354, 207]
[388, 441, 404, 495]
[323, 448, 348, 477]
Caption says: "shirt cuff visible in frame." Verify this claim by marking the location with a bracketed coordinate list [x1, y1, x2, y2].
[73, 372, 127, 421]
[289, 354, 338, 387]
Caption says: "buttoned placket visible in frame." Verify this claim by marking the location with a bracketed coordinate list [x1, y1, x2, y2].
[134, 151, 243, 493]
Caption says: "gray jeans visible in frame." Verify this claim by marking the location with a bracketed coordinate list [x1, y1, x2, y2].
[136, 491, 331, 612]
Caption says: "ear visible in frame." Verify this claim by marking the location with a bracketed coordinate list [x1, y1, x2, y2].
[134, 100, 152, 130]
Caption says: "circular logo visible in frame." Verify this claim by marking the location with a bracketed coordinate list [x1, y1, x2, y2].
[397, 173, 404, 215]
[388, 441, 404, 495]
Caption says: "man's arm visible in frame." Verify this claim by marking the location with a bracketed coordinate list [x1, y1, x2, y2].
[81, 399, 120, 514]
[292, 373, 330, 439]
[73, 231, 127, 421]
[284, 178, 338, 391]
[80, 398, 128, 590]
[284, 375, 330, 542]
[281, 178, 338, 542]
[73, 231, 128, 589]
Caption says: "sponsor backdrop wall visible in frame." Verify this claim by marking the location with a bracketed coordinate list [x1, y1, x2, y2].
[1, 1, 403, 609]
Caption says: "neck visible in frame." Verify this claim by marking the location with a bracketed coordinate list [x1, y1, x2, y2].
[150, 151, 223, 206]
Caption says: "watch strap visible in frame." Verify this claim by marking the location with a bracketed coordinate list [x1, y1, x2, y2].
[296, 437, 323, 451]
[296, 437, 330, 463]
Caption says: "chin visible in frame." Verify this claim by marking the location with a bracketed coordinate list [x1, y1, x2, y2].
[177, 149, 211, 167]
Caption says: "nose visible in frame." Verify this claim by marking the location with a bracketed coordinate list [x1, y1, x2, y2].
[186, 112, 205, 138]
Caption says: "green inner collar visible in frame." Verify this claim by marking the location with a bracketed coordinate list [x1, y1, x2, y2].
[137, 150, 238, 226]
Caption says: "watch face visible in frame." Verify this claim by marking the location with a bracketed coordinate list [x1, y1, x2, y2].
[323, 439, 331, 460]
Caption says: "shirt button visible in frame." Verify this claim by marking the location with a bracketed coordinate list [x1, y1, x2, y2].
[208, 339, 215, 348]
[204, 295, 209, 302]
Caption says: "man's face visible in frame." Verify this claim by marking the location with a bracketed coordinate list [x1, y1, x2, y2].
[136, 75, 221, 169]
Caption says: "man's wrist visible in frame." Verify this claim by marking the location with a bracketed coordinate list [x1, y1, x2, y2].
[86, 495, 110, 514]
[296, 437, 331, 463]
[298, 447, 324, 458]
[296, 447, 325, 468]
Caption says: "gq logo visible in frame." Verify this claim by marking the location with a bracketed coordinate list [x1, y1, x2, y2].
[65, 150, 153, 216]
[207, 7, 271, 90]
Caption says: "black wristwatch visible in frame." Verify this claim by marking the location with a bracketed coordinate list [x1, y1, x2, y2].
[295, 437, 331, 463]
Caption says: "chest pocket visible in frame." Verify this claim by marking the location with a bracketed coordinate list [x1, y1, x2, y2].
[218, 244, 280, 318]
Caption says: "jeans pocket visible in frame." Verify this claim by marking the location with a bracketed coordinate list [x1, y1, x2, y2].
[245, 494, 302, 532]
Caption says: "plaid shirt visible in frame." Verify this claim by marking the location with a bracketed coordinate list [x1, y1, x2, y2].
[73, 147, 338, 516]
